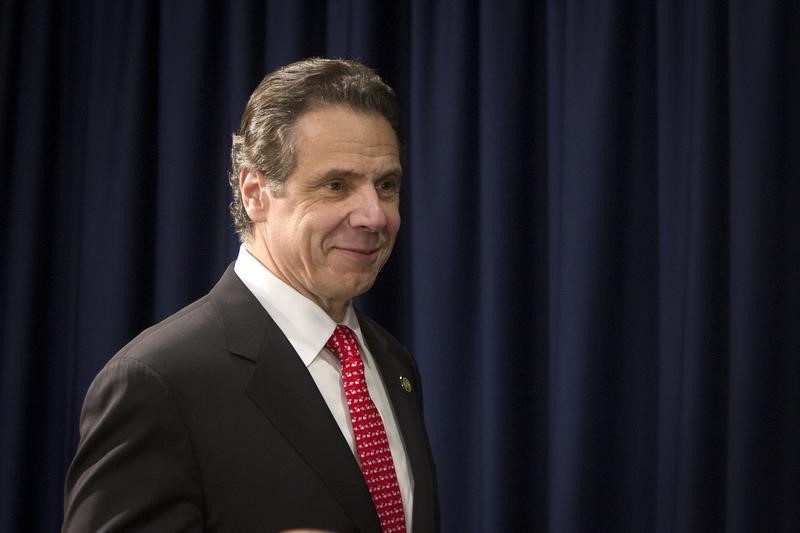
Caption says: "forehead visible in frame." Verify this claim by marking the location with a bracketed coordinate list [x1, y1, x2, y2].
[290, 106, 400, 169]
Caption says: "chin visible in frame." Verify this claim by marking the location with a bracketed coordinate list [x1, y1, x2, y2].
[338, 278, 377, 300]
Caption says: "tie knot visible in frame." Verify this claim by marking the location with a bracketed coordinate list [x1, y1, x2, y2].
[326, 325, 360, 362]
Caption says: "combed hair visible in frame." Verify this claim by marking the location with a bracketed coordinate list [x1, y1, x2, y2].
[228, 58, 398, 239]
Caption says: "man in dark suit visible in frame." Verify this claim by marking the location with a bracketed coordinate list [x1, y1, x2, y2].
[62, 58, 439, 533]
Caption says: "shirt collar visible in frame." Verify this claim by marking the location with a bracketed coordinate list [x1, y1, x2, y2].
[233, 244, 368, 367]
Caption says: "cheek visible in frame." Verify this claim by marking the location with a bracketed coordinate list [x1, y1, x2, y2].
[300, 211, 342, 247]
[387, 208, 401, 237]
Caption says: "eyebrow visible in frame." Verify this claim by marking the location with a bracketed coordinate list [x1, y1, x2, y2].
[312, 167, 404, 184]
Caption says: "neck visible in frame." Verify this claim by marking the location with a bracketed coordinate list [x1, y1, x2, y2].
[243, 239, 350, 323]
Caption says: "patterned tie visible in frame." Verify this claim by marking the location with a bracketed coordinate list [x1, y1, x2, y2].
[326, 325, 407, 533]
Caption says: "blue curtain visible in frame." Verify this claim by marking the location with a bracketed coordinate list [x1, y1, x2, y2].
[2, 1, 798, 531]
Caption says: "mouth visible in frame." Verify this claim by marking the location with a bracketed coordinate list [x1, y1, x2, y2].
[335, 246, 380, 256]
[330, 245, 384, 264]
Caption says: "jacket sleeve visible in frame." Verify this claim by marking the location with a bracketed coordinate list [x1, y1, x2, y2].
[62, 357, 204, 532]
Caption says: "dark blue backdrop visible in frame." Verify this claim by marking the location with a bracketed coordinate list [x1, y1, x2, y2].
[2, 1, 799, 532]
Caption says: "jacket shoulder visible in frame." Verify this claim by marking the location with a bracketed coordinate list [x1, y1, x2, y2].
[106, 293, 229, 383]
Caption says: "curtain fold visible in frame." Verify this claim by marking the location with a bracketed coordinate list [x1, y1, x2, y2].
[1, 1, 798, 531]
[656, 1, 731, 531]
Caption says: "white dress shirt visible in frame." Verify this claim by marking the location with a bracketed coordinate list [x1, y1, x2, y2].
[234, 245, 414, 528]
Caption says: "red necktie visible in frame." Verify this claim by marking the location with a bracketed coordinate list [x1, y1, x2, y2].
[326, 325, 407, 533]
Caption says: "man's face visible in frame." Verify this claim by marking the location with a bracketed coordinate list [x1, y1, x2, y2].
[249, 105, 402, 319]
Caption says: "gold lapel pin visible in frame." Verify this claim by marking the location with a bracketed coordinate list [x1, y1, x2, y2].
[399, 376, 413, 393]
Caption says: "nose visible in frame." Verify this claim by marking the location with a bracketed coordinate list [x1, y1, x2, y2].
[349, 185, 388, 231]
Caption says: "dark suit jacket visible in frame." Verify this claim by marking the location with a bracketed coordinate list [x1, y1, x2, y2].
[63, 265, 439, 532]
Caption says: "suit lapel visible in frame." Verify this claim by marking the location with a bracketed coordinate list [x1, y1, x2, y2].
[209, 266, 381, 532]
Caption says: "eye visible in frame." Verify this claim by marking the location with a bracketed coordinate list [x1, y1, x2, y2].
[376, 178, 400, 195]
[324, 180, 345, 192]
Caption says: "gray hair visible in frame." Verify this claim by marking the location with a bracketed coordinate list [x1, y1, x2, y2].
[228, 58, 398, 239]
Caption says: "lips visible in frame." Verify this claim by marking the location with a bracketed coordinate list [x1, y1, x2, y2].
[328, 237, 385, 256]
[342, 246, 379, 254]
[327, 234, 391, 262]
[334, 246, 381, 256]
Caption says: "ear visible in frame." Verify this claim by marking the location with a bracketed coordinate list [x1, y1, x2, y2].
[240, 168, 270, 223]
